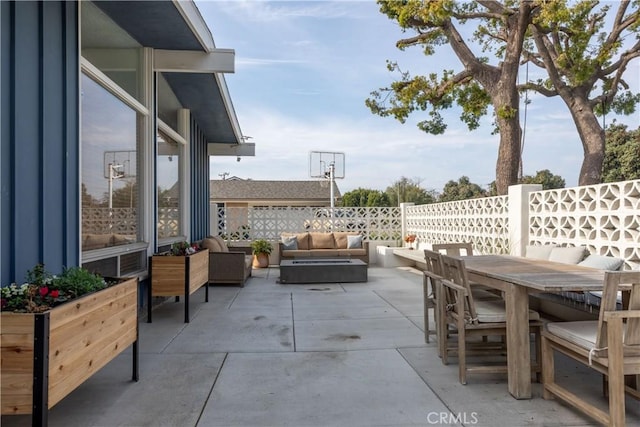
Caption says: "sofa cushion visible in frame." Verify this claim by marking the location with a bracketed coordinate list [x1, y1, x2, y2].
[309, 232, 335, 249]
[333, 232, 353, 249]
[525, 244, 556, 260]
[282, 232, 309, 250]
[578, 254, 624, 271]
[337, 249, 366, 257]
[281, 235, 298, 250]
[202, 237, 222, 252]
[212, 235, 229, 252]
[347, 235, 363, 249]
[549, 246, 586, 264]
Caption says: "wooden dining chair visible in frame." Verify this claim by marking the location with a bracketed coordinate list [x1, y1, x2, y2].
[432, 242, 499, 299]
[422, 249, 445, 345]
[432, 242, 474, 256]
[541, 271, 640, 427]
[439, 253, 543, 385]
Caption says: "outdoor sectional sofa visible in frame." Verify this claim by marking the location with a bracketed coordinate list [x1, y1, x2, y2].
[279, 232, 369, 264]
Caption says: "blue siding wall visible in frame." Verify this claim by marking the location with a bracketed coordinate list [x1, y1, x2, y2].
[0, 1, 79, 284]
[190, 120, 210, 240]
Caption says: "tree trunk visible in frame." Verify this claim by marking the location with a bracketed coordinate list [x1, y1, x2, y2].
[560, 91, 605, 185]
[492, 82, 522, 195]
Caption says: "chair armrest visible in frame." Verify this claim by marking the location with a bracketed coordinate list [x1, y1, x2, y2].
[603, 310, 640, 320]
[424, 270, 443, 282]
[440, 278, 469, 296]
[209, 251, 248, 269]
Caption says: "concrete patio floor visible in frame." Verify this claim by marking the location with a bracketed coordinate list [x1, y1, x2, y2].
[2, 266, 639, 426]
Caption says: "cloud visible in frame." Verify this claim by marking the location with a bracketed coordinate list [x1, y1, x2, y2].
[236, 57, 309, 68]
[211, 0, 351, 22]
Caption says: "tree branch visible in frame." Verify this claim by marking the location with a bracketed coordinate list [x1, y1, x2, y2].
[441, 18, 496, 83]
[476, 0, 510, 15]
[521, 50, 546, 69]
[601, 40, 640, 76]
[396, 32, 439, 48]
[434, 70, 474, 100]
[531, 25, 567, 92]
[517, 82, 557, 97]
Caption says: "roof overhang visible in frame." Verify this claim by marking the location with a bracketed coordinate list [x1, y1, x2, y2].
[93, 0, 251, 155]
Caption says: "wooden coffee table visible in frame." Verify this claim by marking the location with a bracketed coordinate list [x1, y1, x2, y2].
[279, 259, 368, 284]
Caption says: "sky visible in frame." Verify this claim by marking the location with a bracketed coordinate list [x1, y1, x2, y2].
[197, 0, 640, 194]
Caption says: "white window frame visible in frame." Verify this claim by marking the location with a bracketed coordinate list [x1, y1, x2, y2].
[157, 119, 187, 246]
[80, 56, 150, 263]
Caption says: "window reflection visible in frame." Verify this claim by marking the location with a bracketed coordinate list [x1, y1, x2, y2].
[81, 73, 140, 251]
[157, 132, 181, 239]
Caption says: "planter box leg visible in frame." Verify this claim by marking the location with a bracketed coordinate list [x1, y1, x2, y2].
[33, 313, 50, 427]
[147, 281, 152, 323]
[132, 339, 139, 382]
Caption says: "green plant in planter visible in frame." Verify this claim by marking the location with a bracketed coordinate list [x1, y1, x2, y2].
[250, 239, 273, 255]
[1, 264, 107, 313]
[169, 241, 201, 256]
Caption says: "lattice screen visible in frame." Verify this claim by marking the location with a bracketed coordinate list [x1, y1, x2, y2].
[215, 206, 401, 242]
[529, 180, 640, 270]
[406, 196, 509, 254]
[82, 208, 137, 234]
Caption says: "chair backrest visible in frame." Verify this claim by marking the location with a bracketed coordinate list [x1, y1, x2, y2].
[439, 254, 477, 321]
[596, 271, 640, 355]
[423, 249, 444, 277]
[432, 242, 474, 257]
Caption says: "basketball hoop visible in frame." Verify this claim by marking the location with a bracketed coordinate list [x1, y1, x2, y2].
[309, 151, 345, 211]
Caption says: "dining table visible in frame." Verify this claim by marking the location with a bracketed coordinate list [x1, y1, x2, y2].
[461, 254, 607, 399]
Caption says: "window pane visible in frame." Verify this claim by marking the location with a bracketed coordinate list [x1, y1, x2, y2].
[157, 132, 181, 239]
[81, 73, 140, 251]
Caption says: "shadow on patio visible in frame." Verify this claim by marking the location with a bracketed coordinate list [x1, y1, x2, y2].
[2, 266, 639, 426]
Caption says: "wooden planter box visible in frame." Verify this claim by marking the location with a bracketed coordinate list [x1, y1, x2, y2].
[148, 249, 209, 323]
[0, 277, 139, 426]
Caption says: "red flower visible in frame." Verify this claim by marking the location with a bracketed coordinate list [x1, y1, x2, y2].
[50, 290, 59, 298]
[39, 286, 49, 297]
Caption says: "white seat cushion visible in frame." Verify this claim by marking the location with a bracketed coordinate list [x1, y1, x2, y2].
[474, 299, 540, 323]
[525, 245, 556, 260]
[546, 321, 598, 350]
[578, 254, 624, 271]
[548, 246, 586, 264]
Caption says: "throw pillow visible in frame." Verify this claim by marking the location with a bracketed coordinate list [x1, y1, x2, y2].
[309, 232, 336, 249]
[525, 245, 556, 260]
[281, 235, 298, 250]
[212, 235, 229, 252]
[548, 246, 586, 264]
[578, 254, 624, 271]
[201, 237, 221, 252]
[347, 234, 363, 249]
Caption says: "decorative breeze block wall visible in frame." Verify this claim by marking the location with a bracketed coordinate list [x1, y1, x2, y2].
[406, 196, 509, 255]
[529, 180, 640, 270]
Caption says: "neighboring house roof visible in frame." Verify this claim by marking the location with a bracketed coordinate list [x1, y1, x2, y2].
[210, 180, 341, 204]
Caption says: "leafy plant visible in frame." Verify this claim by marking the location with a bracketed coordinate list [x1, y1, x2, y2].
[170, 241, 201, 256]
[52, 266, 106, 300]
[1, 264, 108, 313]
[250, 239, 273, 255]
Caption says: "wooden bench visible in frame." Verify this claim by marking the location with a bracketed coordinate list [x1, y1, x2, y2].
[392, 248, 427, 270]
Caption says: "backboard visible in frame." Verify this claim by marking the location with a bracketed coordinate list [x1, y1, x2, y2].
[309, 151, 345, 179]
[104, 150, 136, 179]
